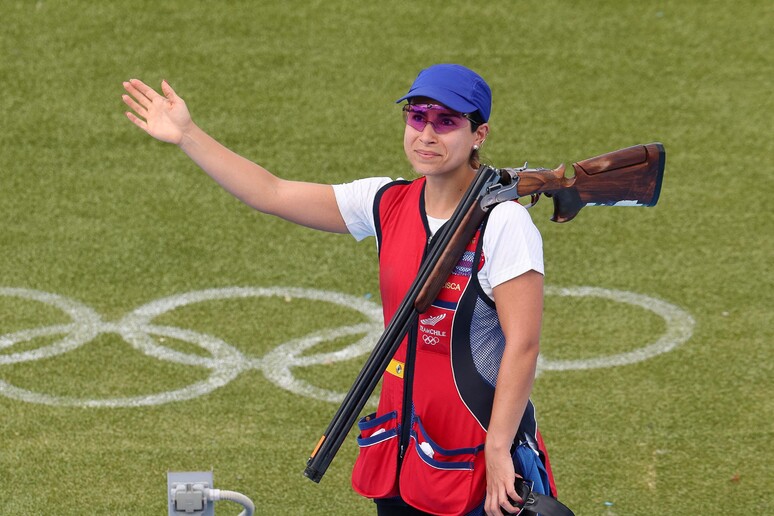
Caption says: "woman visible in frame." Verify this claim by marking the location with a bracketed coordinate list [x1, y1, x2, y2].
[123, 64, 553, 516]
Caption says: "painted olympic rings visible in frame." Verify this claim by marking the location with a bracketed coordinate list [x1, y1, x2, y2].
[0, 287, 383, 408]
[0, 286, 694, 407]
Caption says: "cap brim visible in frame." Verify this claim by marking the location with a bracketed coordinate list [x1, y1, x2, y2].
[395, 86, 479, 115]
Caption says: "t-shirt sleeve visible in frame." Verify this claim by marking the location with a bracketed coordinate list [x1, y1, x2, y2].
[480, 201, 544, 293]
[332, 177, 393, 241]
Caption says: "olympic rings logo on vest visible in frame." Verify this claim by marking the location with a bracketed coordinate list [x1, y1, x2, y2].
[422, 335, 441, 346]
[0, 285, 694, 408]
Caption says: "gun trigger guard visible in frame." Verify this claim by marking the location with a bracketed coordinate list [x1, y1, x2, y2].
[522, 193, 541, 209]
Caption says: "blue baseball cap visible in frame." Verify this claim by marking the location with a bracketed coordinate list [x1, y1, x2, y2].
[396, 64, 492, 122]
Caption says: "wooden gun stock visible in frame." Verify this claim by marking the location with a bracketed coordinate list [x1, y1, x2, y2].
[544, 142, 665, 222]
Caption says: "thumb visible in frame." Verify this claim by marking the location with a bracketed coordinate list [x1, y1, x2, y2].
[160, 79, 177, 100]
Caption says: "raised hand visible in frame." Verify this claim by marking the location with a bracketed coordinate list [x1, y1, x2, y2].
[122, 79, 192, 145]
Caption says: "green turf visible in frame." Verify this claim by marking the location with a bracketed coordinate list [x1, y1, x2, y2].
[1, 0, 772, 514]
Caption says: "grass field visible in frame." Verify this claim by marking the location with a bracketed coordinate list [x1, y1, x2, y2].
[1, 1, 772, 514]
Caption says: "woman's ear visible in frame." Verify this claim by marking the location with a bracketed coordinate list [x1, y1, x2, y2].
[475, 123, 490, 147]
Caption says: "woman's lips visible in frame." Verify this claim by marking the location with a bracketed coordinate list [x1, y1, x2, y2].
[415, 149, 440, 159]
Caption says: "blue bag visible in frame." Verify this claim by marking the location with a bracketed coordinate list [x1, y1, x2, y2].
[513, 441, 551, 496]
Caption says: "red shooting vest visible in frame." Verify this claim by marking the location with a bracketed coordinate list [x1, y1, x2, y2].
[351, 178, 553, 516]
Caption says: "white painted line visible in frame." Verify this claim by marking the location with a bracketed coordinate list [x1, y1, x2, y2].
[0, 287, 382, 407]
[538, 286, 695, 373]
[0, 285, 694, 406]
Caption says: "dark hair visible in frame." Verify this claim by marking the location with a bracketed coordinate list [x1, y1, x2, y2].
[469, 148, 482, 169]
[468, 111, 485, 130]
[469, 113, 485, 169]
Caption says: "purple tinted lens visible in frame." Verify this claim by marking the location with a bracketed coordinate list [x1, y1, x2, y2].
[402, 104, 469, 134]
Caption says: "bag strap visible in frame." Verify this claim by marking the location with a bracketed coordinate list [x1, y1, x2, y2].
[513, 478, 575, 516]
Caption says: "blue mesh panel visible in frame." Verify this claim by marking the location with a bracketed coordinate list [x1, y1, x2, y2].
[469, 297, 505, 387]
[453, 250, 476, 276]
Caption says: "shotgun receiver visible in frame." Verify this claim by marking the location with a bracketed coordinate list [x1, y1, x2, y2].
[304, 142, 665, 482]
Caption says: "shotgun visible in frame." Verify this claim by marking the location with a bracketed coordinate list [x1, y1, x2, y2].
[304, 142, 665, 482]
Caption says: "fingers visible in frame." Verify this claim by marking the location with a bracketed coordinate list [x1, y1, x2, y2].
[506, 479, 523, 504]
[123, 78, 171, 113]
[503, 482, 523, 513]
[124, 111, 148, 132]
[121, 92, 147, 119]
[488, 499, 521, 515]
[121, 79, 157, 131]
[486, 486, 523, 515]
[498, 498, 522, 515]
[160, 79, 177, 99]
[122, 80, 153, 112]
[129, 78, 162, 100]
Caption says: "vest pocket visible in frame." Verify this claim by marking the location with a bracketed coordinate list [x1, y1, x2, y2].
[351, 411, 400, 499]
[399, 417, 486, 516]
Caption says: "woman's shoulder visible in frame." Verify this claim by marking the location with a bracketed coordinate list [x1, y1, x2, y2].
[337, 176, 396, 189]
[488, 200, 535, 225]
[483, 200, 542, 246]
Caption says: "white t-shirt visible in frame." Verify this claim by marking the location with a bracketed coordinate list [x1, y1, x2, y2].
[333, 177, 544, 300]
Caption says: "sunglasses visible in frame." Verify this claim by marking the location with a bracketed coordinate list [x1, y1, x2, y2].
[402, 103, 476, 134]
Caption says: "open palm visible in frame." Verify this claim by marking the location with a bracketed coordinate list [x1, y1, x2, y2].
[122, 79, 192, 145]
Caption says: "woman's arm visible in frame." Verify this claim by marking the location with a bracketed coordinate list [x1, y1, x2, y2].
[484, 269, 543, 516]
[122, 79, 348, 233]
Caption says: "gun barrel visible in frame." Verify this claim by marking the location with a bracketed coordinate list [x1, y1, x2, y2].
[304, 165, 501, 483]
